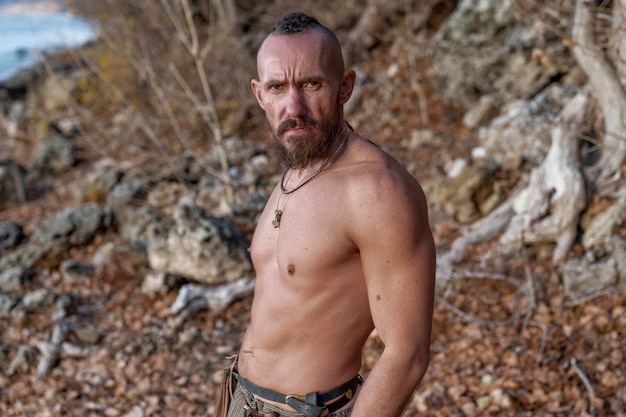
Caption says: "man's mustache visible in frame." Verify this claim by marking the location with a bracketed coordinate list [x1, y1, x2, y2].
[277, 118, 320, 136]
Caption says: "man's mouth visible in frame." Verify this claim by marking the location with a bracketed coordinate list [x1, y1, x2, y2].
[278, 118, 318, 136]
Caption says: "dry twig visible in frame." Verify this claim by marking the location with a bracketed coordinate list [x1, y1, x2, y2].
[566, 357, 597, 417]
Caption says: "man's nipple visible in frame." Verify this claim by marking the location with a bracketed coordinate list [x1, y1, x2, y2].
[287, 263, 295, 275]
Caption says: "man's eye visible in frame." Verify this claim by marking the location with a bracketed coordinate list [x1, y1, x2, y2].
[266, 83, 284, 91]
[304, 81, 320, 88]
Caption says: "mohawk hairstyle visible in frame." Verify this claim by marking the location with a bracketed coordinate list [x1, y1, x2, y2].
[272, 12, 324, 35]
[259, 11, 344, 72]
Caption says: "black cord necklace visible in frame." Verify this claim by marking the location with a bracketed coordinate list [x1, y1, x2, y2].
[272, 123, 350, 228]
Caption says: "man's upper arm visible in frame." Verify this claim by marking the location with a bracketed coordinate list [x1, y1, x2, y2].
[352, 171, 436, 357]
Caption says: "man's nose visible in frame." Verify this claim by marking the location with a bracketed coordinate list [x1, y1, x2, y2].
[285, 89, 307, 118]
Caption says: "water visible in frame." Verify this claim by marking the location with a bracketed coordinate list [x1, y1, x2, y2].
[0, 0, 97, 82]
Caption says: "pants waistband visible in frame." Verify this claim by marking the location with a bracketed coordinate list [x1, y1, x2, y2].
[233, 371, 362, 417]
[238, 385, 354, 417]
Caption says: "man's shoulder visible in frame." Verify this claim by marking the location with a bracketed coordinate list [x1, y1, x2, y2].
[346, 137, 417, 191]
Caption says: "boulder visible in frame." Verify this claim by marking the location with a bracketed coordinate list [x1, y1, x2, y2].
[432, 0, 575, 113]
[147, 196, 252, 285]
[31, 203, 108, 246]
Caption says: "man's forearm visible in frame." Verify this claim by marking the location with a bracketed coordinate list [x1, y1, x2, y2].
[349, 351, 429, 417]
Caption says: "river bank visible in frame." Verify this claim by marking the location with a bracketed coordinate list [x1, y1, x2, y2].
[0, 0, 96, 84]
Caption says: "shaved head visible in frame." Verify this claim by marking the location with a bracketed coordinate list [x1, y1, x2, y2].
[257, 12, 345, 80]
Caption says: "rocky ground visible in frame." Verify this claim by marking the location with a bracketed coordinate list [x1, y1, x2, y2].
[1, 1, 626, 417]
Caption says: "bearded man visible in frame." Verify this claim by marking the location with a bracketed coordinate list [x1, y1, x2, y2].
[217, 11, 436, 417]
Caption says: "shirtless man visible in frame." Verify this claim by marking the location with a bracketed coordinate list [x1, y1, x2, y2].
[219, 11, 436, 417]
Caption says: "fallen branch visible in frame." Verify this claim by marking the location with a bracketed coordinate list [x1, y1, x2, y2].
[36, 323, 94, 377]
[564, 283, 626, 308]
[566, 357, 597, 417]
[36, 323, 67, 377]
[436, 200, 514, 277]
[169, 277, 255, 327]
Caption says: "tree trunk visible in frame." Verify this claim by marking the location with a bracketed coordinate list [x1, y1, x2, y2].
[572, 0, 626, 188]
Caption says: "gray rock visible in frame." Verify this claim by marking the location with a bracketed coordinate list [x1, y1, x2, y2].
[146, 182, 187, 213]
[31, 203, 108, 246]
[0, 266, 30, 293]
[0, 221, 24, 250]
[0, 293, 18, 317]
[116, 206, 164, 246]
[106, 179, 148, 217]
[10, 289, 70, 321]
[582, 195, 626, 252]
[20, 288, 58, 312]
[60, 260, 94, 285]
[432, 0, 575, 112]
[561, 256, 618, 299]
[0, 243, 49, 273]
[142, 270, 170, 295]
[92, 241, 116, 270]
[141, 270, 184, 295]
[7, 344, 34, 376]
[147, 196, 252, 285]
[0, 159, 27, 208]
[91, 241, 149, 280]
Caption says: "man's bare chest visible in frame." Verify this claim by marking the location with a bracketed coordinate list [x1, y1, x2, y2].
[250, 188, 357, 279]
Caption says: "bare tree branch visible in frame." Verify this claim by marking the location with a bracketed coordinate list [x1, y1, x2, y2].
[160, 0, 235, 208]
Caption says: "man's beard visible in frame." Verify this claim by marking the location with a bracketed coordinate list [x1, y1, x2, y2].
[270, 114, 343, 169]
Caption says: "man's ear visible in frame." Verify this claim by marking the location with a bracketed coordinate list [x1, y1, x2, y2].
[251, 79, 265, 110]
[338, 70, 356, 105]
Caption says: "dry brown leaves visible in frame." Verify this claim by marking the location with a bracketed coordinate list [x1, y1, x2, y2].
[2, 262, 624, 416]
[410, 264, 626, 416]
